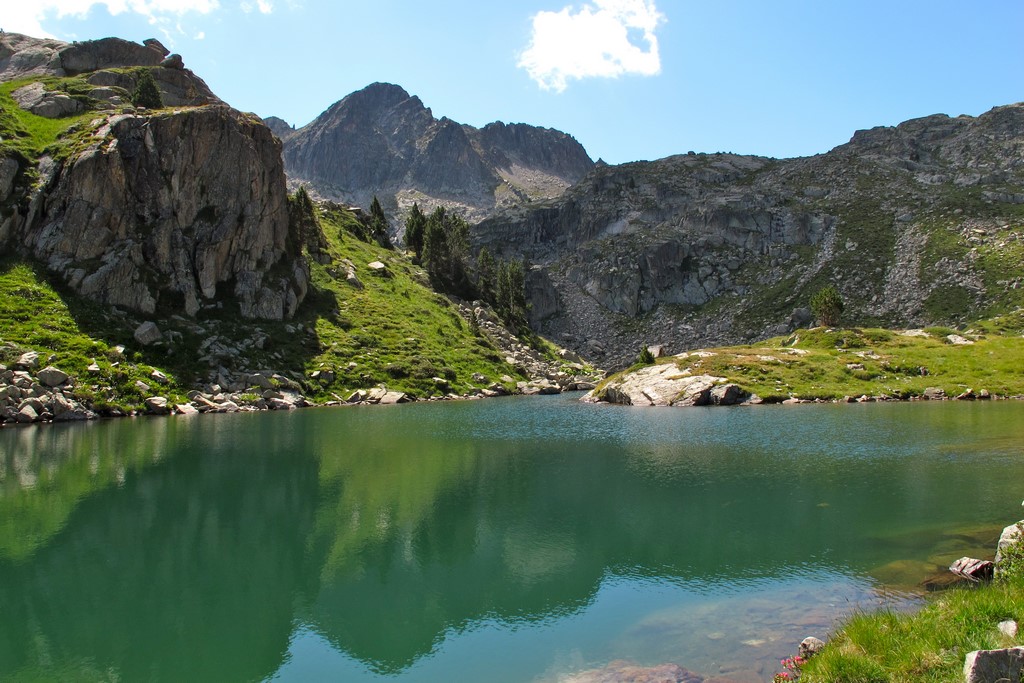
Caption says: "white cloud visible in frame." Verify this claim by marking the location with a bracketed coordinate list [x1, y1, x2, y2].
[241, 0, 272, 13]
[2, 1, 249, 40]
[518, 0, 665, 93]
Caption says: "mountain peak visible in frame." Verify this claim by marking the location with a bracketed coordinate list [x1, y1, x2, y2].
[280, 84, 594, 222]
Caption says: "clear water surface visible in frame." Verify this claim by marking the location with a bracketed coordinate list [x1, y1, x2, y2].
[1, 396, 1023, 682]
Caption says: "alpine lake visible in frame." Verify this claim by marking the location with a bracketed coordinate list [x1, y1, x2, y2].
[2, 395, 1023, 682]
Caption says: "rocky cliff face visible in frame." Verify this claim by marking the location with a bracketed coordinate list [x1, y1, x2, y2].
[279, 83, 594, 224]
[1, 34, 306, 321]
[475, 103, 1024, 368]
[20, 107, 307, 319]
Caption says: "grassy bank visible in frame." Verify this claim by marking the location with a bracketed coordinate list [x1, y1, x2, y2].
[798, 527, 1024, 683]
[0, 201, 542, 414]
[647, 315, 1024, 402]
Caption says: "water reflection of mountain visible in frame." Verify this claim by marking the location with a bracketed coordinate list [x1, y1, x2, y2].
[0, 415, 321, 682]
[1, 401, 1022, 679]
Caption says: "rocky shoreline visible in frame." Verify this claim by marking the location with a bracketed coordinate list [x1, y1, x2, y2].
[0, 337, 602, 428]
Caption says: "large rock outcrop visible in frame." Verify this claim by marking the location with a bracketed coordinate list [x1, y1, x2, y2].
[0, 33, 220, 107]
[18, 106, 307, 319]
[1, 33, 305, 321]
[474, 103, 1024, 368]
[278, 82, 594, 224]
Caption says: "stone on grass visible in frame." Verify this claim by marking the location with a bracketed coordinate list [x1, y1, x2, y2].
[998, 620, 1018, 639]
[799, 636, 826, 659]
[36, 366, 69, 387]
[15, 351, 40, 370]
[134, 321, 162, 346]
[963, 647, 1024, 683]
[995, 521, 1024, 574]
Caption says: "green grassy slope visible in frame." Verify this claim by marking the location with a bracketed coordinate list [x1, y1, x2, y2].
[605, 316, 1024, 403]
[0, 203, 528, 414]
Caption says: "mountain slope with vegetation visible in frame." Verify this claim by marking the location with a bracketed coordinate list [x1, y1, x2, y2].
[0, 33, 595, 424]
[475, 103, 1024, 369]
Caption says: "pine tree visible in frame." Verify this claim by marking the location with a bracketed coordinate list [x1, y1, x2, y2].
[368, 196, 393, 249]
[404, 202, 426, 260]
[476, 247, 495, 300]
[494, 259, 527, 331]
[131, 69, 163, 110]
[422, 207, 472, 297]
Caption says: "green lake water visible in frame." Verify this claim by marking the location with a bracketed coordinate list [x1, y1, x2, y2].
[1, 396, 1023, 682]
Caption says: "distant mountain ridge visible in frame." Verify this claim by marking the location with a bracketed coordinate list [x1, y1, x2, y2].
[473, 102, 1024, 367]
[272, 83, 594, 223]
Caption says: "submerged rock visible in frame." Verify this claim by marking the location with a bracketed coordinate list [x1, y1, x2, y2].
[560, 660, 703, 683]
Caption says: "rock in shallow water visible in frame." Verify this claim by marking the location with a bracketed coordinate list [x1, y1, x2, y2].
[560, 660, 704, 683]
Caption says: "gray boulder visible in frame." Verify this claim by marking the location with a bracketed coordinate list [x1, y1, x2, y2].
[161, 53, 184, 69]
[0, 33, 66, 80]
[36, 366, 69, 387]
[799, 636, 826, 659]
[12, 82, 83, 118]
[134, 322, 162, 346]
[51, 393, 96, 421]
[994, 521, 1023, 574]
[144, 396, 170, 415]
[379, 391, 409, 405]
[710, 382, 748, 406]
[14, 351, 39, 370]
[963, 647, 1024, 683]
[15, 404, 39, 423]
[143, 38, 170, 57]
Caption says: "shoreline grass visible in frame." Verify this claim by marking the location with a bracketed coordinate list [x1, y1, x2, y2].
[608, 316, 1024, 404]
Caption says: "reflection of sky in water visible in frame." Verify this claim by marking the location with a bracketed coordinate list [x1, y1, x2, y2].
[271, 568, 918, 683]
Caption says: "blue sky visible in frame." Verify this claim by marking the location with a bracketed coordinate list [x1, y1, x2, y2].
[7, 1, 1023, 164]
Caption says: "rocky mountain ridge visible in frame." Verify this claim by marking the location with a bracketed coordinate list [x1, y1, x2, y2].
[474, 103, 1024, 368]
[275, 82, 594, 224]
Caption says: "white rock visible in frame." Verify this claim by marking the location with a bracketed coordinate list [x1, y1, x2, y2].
[144, 396, 170, 415]
[15, 351, 40, 370]
[36, 365, 69, 387]
[998, 620, 1018, 638]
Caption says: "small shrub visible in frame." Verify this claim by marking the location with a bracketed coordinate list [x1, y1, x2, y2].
[810, 285, 844, 327]
[636, 346, 655, 365]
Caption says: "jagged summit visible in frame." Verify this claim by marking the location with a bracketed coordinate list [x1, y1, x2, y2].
[277, 82, 594, 223]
